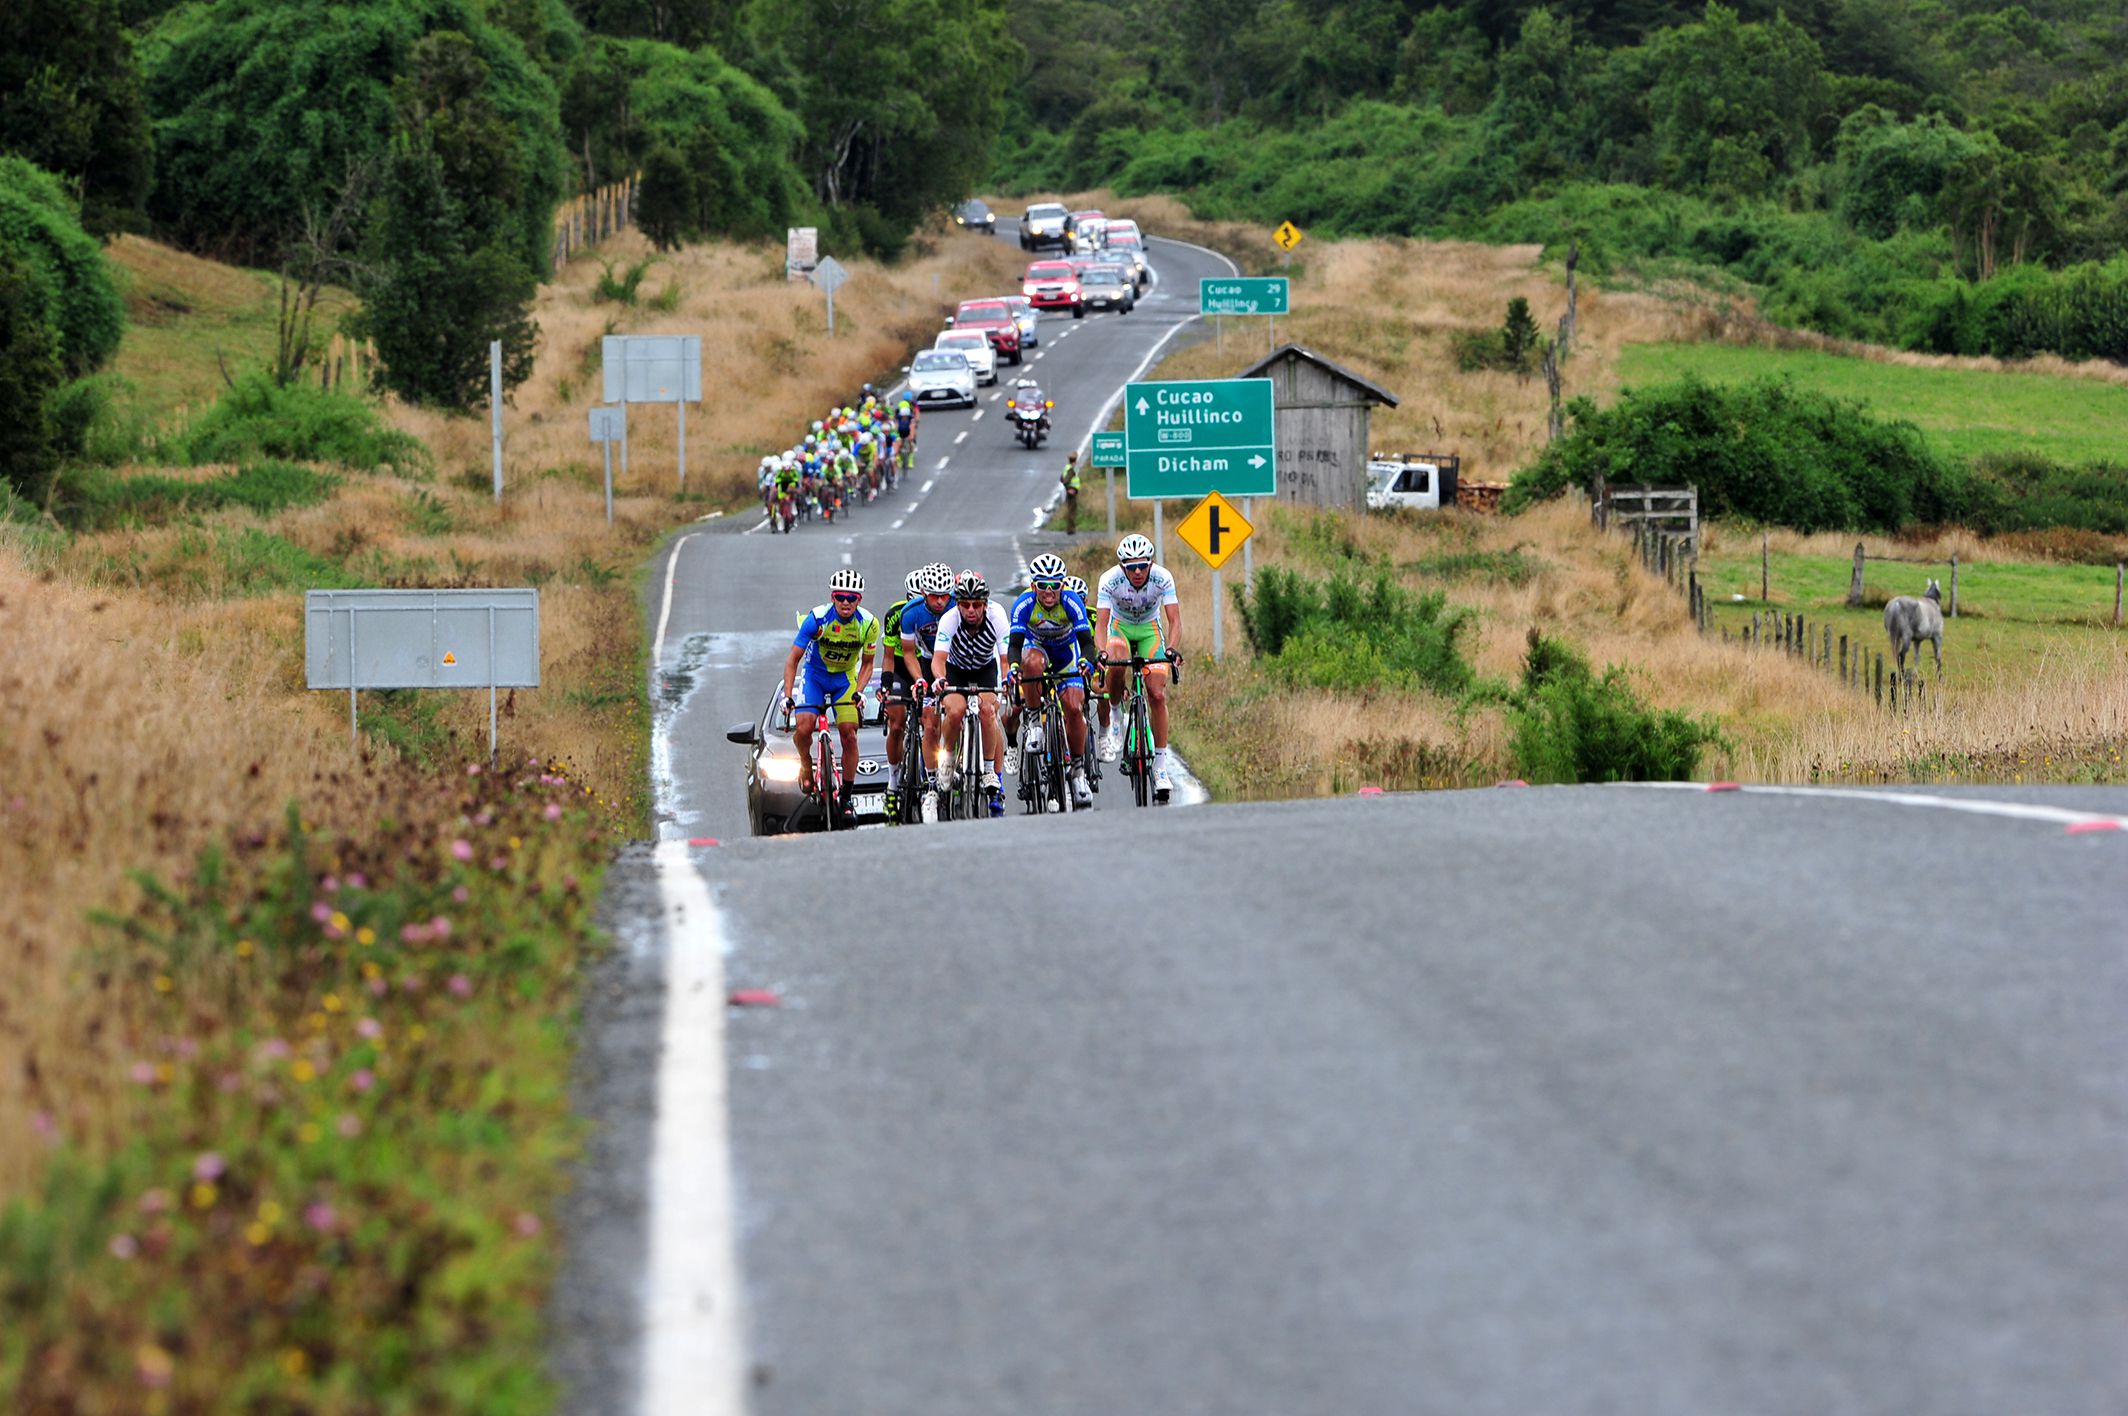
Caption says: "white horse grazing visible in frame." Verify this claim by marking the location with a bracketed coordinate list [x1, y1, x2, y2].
[1885, 579, 1945, 673]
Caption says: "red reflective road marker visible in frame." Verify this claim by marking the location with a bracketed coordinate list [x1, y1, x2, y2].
[688, 837, 720, 847]
[1495, 779, 1528, 788]
[1707, 782, 1742, 793]
[727, 988, 782, 1007]
[1357, 786, 1384, 796]
[2065, 820, 2124, 835]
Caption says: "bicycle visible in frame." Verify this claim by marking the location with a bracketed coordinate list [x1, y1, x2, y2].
[1014, 669, 1090, 814]
[792, 700, 854, 832]
[1099, 652, 1179, 808]
[894, 683, 938, 825]
[933, 683, 1002, 821]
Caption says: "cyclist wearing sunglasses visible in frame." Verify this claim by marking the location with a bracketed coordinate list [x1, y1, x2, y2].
[929, 570, 1011, 815]
[1008, 552, 1100, 808]
[1096, 534, 1182, 799]
[781, 568, 881, 805]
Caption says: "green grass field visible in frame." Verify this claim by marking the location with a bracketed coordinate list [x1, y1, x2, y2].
[1615, 343, 2128, 466]
[1697, 545, 2126, 686]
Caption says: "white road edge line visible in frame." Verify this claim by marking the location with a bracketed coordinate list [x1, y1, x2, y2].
[652, 533, 695, 666]
[641, 842, 747, 1416]
[1629, 780, 2128, 829]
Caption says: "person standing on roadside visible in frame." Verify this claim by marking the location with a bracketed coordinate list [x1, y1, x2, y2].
[1060, 452, 1082, 533]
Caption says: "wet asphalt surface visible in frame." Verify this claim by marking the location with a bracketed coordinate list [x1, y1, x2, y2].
[549, 225, 2128, 1413]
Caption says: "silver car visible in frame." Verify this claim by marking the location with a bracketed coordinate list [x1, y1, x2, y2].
[906, 348, 976, 408]
[1079, 265, 1136, 313]
[1004, 295, 1040, 348]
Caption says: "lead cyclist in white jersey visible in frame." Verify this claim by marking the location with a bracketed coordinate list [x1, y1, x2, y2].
[1094, 533, 1183, 799]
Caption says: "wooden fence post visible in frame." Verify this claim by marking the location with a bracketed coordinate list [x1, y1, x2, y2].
[1848, 542, 1865, 607]
[1762, 529, 1770, 603]
[1874, 654, 1884, 707]
[2116, 562, 2123, 626]
[1839, 634, 1847, 681]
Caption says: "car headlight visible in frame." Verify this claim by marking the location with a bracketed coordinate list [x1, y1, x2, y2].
[759, 755, 803, 783]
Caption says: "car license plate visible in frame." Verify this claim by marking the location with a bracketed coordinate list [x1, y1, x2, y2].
[851, 793, 884, 816]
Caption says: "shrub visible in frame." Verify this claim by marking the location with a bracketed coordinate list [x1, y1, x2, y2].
[159, 374, 428, 475]
[1504, 375, 1969, 533]
[57, 461, 338, 530]
[1508, 631, 1724, 783]
[0, 156, 126, 376]
[1234, 565, 1479, 697]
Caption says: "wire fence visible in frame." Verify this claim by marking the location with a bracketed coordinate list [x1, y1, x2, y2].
[550, 175, 639, 275]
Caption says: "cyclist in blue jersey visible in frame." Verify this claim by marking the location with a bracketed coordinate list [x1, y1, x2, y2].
[896, 562, 957, 782]
[781, 569, 881, 808]
[1008, 553, 1100, 807]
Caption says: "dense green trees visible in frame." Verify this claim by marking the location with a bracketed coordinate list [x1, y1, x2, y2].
[0, 0, 155, 237]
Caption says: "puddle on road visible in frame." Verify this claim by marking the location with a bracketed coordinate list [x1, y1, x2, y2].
[651, 630, 791, 842]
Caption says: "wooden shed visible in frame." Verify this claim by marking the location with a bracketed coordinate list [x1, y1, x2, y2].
[1240, 344, 1400, 511]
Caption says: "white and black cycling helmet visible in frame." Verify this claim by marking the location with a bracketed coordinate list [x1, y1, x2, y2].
[954, 570, 988, 601]
[1064, 574, 1088, 598]
[828, 568, 864, 595]
[1117, 534, 1154, 565]
[1028, 553, 1068, 583]
[905, 569, 925, 596]
[920, 563, 954, 595]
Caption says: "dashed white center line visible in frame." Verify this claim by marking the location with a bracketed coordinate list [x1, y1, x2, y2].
[840, 552, 851, 565]
[972, 410, 984, 422]
[936, 456, 951, 470]
[954, 430, 968, 445]
[920, 479, 935, 493]
[1032, 352, 1044, 360]
[891, 517, 905, 529]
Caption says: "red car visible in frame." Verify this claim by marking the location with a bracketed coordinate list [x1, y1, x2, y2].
[1021, 260, 1084, 318]
[949, 298, 1023, 364]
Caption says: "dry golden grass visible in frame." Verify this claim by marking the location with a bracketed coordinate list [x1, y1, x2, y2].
[0, 221, 1030, 1203]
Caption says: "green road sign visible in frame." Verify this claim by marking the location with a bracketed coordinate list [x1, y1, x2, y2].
[1199, 277, 1289, 316]
[1124, 377, 1275, 499]
[1089, 431, 1125, 468]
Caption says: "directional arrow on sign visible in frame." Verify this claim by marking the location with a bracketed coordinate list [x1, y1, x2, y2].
[1248, 455, 1267, 468]
[1135, 397, 1150, 414]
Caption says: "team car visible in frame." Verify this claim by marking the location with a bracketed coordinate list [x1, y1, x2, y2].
[905, 348, 978, 408]
[726, 685, 891, 834]
[934, 328, 998, 384]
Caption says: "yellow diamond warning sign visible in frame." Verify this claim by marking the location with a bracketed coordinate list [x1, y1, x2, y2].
[1176, 491, 1254, 571]
[1273, 220, 1305, 252]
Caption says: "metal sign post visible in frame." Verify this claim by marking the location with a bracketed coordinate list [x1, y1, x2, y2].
[602, 335, 702, 492]
[1175, 493, 1256, 664]
[1089, 432, 1125, 534]
[812, 256, 849, 337]
[306, 589, 541, 766]
[489, 340, 504, 504]
[589, 407, 625, 523]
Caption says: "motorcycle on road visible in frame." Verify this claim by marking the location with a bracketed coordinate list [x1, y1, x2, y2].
[1007, 382, 1052, 451]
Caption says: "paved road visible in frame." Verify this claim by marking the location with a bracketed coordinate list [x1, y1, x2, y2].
[551, 229, 2128, 1415]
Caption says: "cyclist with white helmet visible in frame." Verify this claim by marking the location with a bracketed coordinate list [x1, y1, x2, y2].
[1096, 534, 1182, 799]
[896, 563, 958, 792]
[877, 567, 930, 822]
[781, 569, 881, 808]
[1008, 553, 1100, 807]
[929, 569, 1011, 816]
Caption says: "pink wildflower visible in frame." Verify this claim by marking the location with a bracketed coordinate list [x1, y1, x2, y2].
[129, 1062, 157, 1085]
[512, 1212, 542, 1238]
[31, 1110, 56, 1138]
[466, 763, 482, 777]
[447, 974, 472, 998]
[310, 901, 332, 923]
[367, 977, 388, 997]
[430, 915, 451, 939]
[139, 1189, 174, 1215]
[450, 839, 474, 862]
[350, 1069, 375, 1093]
[260, 1038, 292, 1061]
[303, 1202, 337, 1233]
[336, 1114, 362, 1138]
[109, 1233, 140, 1260]
[346, 872, 368, 890]
[490, 855, 508, 871]
[355, 1017, 382, 1040]
[192, 1152, 226, 1182]
[321, 876, 340, 894]
[452, 886, 469, 904]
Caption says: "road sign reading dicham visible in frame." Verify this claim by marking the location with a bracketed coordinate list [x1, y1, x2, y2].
[1123, 377, 1275, 499]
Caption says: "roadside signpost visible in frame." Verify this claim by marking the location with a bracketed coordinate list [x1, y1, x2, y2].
[588, 406, 625, 523]
[602, 335, 703, 489]
[785, 226, 818, 281]
[1202, 276, 1289, 353]
[1090, 431, 1125, 532]
[812, 255, 849, 336]
[1176, 492, 1255, 662]
[1123, 377, 1276, 499]
[306, 589, 540, 765]
[1199, 277, 1288, 316]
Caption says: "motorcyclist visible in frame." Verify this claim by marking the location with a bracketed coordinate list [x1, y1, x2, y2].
[1007, 378, 1050, 434]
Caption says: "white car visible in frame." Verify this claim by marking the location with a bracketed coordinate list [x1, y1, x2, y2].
[906, 348, 977, 409]
[934, 329, 997, 385]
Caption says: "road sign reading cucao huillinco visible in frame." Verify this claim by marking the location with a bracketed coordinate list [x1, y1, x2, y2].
[1124, 377, 1275, 499]
[1199, 277, 1289, 316]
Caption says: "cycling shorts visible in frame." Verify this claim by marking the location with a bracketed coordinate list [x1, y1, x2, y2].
[1107, 619, 1169, 672]
[1018, 639, 1089, 685]
[942, 661, 1000, 695]
[795, 667, 863, 725]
